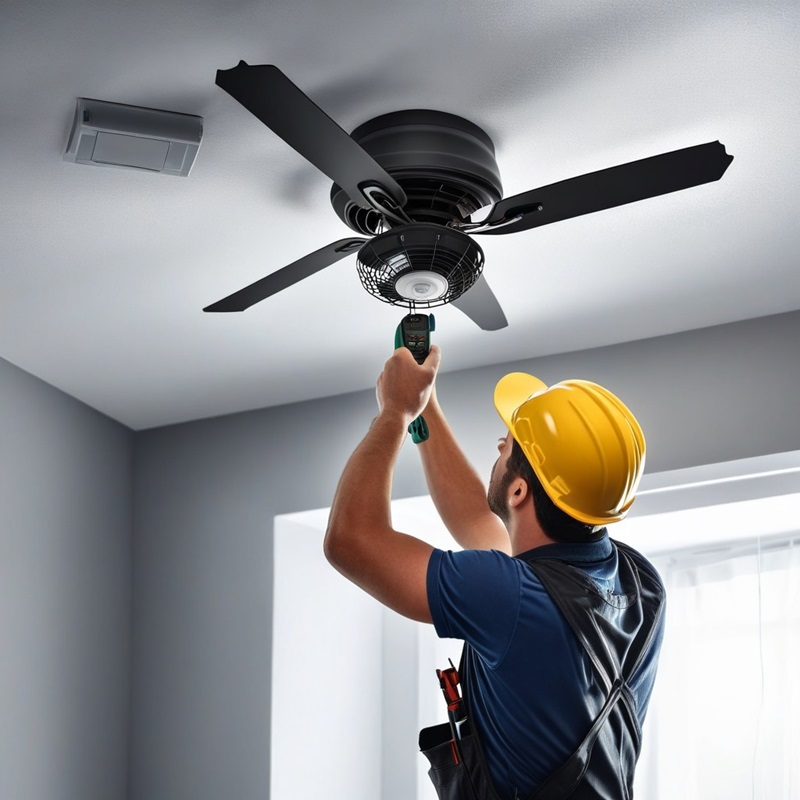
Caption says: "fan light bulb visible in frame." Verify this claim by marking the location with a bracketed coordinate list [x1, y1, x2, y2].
[395, 271, 449, 302]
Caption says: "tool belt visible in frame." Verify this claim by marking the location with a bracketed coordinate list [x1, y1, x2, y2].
[419, 540, 665, 800]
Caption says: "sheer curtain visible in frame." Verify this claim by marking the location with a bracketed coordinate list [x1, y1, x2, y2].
[634, 535, 800, 799]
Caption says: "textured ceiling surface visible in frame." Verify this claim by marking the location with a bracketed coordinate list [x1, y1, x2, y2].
[1, 0, 798, 429]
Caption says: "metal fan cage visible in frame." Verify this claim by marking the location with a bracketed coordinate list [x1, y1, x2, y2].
[356, 223, 484, 309]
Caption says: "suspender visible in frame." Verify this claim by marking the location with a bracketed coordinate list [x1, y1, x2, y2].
[518, 543, 665, 798]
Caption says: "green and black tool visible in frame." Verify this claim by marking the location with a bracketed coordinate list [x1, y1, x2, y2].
[394, 312, 435, 443]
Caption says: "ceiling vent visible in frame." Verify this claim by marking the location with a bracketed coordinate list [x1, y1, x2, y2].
[64, 98, 202, 177]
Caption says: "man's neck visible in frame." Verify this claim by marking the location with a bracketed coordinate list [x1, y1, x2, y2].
[508, 514, 556, 556]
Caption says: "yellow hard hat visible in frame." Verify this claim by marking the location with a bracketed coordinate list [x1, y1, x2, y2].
[494, 372, 646, 526]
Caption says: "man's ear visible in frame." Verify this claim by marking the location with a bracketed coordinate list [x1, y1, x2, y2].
[507, 477, 529, 509]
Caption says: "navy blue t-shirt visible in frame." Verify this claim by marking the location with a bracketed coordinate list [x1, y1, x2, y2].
[426, 534, 664, 800]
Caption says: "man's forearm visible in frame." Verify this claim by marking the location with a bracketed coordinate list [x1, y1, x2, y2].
[418, 394, 510, 551]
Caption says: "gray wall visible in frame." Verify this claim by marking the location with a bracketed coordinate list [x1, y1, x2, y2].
[130, 310, 800, 800]
[0, 357, 133, 800]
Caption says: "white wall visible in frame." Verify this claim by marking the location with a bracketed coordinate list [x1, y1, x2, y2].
[273, 506, 460, 800]
[0, 357, 133, 800]
[272, 515, 383, 800]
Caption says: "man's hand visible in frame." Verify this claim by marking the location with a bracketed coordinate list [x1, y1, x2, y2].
[376, 344, 441, 422]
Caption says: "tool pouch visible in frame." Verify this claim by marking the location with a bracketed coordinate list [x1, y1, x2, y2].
[419, 720, 500, 800]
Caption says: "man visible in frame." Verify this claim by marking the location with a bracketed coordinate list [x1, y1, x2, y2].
[324, 345, 665, 799]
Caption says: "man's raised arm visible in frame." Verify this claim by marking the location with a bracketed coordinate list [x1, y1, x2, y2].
[418, 389, 511, 553]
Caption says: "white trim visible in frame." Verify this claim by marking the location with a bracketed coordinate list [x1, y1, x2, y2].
[630, 450, 800, 517]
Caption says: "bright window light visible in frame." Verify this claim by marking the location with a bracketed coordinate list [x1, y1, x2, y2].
[624, 495, 800, 800]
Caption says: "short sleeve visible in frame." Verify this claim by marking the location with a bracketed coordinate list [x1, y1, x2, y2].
[427, 548, 522, 668]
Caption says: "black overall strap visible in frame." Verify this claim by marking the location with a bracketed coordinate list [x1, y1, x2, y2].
[521, 542, 665, 800]
[526, 679, 625, 799]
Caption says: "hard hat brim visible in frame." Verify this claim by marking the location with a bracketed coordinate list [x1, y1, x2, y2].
[494, 372, 548, 432]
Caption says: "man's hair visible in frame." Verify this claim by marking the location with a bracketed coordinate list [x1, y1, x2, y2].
[507, 439, 604, 543]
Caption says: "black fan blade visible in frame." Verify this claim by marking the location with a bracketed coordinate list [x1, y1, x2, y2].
[203, 238, 366, 312]
[451, 275, 508, 330]
[477, 141, 733, 236]
[216, 62, 407, 211]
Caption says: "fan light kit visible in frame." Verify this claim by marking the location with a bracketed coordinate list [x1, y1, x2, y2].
[203, 62, 734, 330]
[394, 273, 449, 303]
[357, 223, 484, 308]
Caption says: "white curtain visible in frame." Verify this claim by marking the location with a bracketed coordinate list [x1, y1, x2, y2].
[634, 535, 800, 799]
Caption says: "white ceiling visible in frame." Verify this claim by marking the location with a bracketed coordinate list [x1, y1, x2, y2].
[1, 0, 798, 430]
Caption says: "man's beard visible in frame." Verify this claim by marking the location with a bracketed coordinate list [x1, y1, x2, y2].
[487, 460, 515, 525]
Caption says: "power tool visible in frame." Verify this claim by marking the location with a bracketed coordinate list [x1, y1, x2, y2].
[394, 313, 435, 443]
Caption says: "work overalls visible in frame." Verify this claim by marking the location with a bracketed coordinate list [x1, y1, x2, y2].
[419, 540, 665, 800]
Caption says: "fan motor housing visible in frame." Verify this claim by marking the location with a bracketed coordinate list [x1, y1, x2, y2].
[331, 110, 503, 234]
[356, 222, 484, 309]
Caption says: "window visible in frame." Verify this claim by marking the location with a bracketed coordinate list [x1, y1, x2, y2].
[628, 496, 800, 799]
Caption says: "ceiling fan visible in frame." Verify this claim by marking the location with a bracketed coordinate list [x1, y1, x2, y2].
[204, 62, 733, 330]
